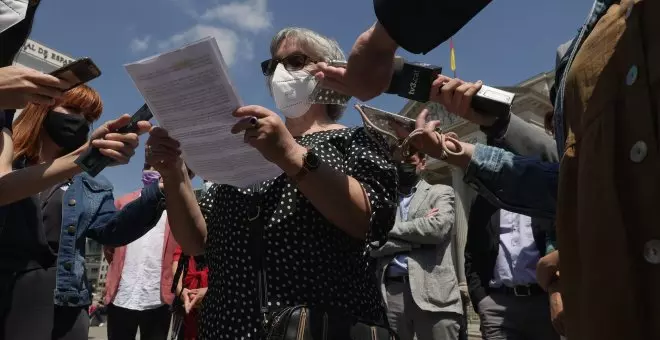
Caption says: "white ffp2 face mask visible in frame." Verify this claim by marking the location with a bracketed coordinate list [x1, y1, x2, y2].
[270, 63, 318, 118]
[0, 0, 28, 34]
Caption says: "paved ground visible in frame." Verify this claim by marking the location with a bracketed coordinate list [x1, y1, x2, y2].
[88, 325, 482, 340]
[88, 326, 145, 340]
[87, 326, 110, 340]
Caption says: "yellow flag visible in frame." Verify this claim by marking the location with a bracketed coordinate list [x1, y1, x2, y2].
[450, 38, 456, 73]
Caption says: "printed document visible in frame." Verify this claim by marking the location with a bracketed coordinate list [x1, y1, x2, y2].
[125, 37, 280, 187]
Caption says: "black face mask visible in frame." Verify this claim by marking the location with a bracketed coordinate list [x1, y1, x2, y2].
[43, 110, 90, 153]
[397, 163, 420, 191]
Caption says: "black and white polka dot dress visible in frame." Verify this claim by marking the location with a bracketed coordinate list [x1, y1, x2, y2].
[197, 127, 397, 339]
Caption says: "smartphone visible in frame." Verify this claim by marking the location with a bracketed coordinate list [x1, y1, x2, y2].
[472, 85, 515, 118]
[354, 104, 417, 156]
[359, 104, 416, 133]
[75, 104, 153, 177]
[328, 57, 405, 69]
[328, 60, 347, 68]
[50, 57, 101, 91]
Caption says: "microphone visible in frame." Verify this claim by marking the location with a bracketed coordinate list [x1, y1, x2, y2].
[384, 56, 441, 102]
[329, 58, 515, 118]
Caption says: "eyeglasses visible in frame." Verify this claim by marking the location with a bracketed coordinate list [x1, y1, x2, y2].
[260, 53, 318, 76]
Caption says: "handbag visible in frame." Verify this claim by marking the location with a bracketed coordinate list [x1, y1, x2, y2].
[247, 182, 399, 340]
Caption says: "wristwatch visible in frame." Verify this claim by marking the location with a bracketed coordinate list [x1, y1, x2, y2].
[292, 148, 321, 182]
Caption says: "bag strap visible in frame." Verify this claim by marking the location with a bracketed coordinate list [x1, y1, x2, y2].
[171, 253, 190, 312]
[171, 254, 190, 294]
[247, 183, 269, 335]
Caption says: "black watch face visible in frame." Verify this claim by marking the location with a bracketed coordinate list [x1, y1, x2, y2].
[305, 151, 321, 170]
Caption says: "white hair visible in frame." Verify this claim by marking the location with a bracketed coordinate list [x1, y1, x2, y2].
[268, 27, 347, 121]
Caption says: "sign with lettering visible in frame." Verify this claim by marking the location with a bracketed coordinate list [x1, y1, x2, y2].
[20, 39, 75, 68]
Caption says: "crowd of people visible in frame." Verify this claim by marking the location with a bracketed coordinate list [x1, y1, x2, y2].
[0, 0, 657, 339]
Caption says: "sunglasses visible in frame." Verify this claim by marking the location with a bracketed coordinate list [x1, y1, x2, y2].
[260, 53, 319, 76]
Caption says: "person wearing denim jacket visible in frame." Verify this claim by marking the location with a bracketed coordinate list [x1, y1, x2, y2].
[52, 175, 165, 307]
[0, 170, 165, 339]
[0, 84, 154, 339]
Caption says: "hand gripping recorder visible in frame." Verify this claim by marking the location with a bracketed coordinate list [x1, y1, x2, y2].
[75, 104, 153, 177]
[330, 58, 515, 118]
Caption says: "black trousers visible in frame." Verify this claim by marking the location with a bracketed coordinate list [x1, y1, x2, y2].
[107, 304, 171, 340]
[1, 266, 88, 340]
[458, 313, 468, 340]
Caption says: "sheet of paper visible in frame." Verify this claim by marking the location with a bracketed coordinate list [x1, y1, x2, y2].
[125, 37, 280, 187]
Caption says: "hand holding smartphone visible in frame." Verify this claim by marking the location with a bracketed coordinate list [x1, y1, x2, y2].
[75, 104, 153, 177]
[50, 57, 101, 91]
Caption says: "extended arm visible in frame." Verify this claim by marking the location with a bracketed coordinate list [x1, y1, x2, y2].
[489, 114, 559, 162]
[0, 115, 150, 207]
[161, 163, 206, 256]
[279, 129, 397, 241]
[0, 131, 82, 206]
[373, 0, 491, 54]
[461, 144, 558, 219]
[86, 183, 166, 246]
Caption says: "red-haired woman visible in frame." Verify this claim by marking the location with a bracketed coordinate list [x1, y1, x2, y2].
[0, 85, 159, 340]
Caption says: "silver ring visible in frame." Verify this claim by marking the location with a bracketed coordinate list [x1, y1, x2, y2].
[250, 117, 260, 129]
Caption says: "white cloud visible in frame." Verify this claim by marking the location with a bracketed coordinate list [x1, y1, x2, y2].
[129, 35, 151, 53]
[157, 25, 253, 66]
[201, 0, 273, 33]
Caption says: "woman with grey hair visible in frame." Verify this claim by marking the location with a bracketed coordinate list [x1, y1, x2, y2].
[144, 27, 398, 338]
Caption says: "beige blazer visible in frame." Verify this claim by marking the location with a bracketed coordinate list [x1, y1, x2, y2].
[371, 180, 462, 315]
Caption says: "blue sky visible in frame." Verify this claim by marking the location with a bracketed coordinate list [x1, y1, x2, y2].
[29, 0, 592, 195]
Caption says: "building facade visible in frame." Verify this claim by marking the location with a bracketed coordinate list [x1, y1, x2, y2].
[15, 38, 74, 72]
[85, 239, 103, 294]
[12, 39, 75, 119]
[97, 253, 110, 294]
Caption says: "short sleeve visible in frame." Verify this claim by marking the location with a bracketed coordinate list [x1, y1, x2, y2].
[173, 245, 183, 262]
[343, 128, 397, 247]
[199, 184, 221, 229]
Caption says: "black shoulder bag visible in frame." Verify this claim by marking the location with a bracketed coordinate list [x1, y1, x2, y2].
[248, 182, 398, 340]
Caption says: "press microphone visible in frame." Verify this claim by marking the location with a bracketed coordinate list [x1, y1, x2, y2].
[329, 58, 514, 118]
[75, 103, 153, 177]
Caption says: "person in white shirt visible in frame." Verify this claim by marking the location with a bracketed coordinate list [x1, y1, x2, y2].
[102, 164, 193, 340]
